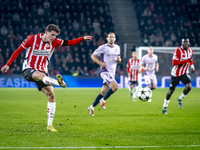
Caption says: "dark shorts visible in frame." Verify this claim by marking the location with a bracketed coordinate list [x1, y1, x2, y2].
[170, 74, 191, 87]
[22, 68, 49, 91]
[129, 81, 138, 85]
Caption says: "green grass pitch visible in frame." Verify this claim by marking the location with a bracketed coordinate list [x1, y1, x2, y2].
[0, 88, 200, 150]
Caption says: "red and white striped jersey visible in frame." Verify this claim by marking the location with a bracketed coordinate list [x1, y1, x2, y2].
[171, 46, 193, 77]
[127, 58, 141, 81]
[21, 33, 63, 73]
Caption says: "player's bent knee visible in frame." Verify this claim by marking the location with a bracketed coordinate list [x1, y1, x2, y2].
[101, 88, 108, 95]
[186, 85, 192, 91]
[168, 89, 175, 95]
[112, 84, 118, 92]
[101, 91, 106, 96]
[169, 85, 175, 91]
[47, 92, 55, 100]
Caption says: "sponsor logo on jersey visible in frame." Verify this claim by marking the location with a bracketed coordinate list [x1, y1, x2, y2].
[33, 50, 50, 56]
[131, 65, 139, 69]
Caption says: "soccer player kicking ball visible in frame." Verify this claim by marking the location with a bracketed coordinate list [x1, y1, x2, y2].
[140, 46, 159, 102]
[162, 38, 195, 114]
[126, 51, 142, 101]
[88, 33, 121, 116]
[1, 24, 93, 131]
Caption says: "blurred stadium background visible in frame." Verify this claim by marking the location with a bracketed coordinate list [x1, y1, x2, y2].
[0, 0, 200, 88]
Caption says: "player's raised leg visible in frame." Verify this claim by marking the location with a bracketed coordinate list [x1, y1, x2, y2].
[42, 86, 57, 132]
[88, 84, 109, 116]
[32, 71, 66, 88]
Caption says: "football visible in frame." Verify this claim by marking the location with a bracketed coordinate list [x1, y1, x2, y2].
[137, 87, 152, 101]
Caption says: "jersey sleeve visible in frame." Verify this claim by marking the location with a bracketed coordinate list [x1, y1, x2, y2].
[117, 45, 121, 55]
[156, 55, 158, 63]
[172, 49, 191, 66]
[21, 35, 33, 49]
[52, 38, 64, 47]
[172, 48, 180, 61]
[93, 45, 106, 56]
[6, 45, 25, 66]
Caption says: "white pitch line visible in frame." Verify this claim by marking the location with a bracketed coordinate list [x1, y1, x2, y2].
[0, 145, 200, 149]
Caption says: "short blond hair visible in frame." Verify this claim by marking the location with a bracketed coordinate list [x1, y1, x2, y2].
[107, 32, 115, 37]
[148, 46, 153, 50]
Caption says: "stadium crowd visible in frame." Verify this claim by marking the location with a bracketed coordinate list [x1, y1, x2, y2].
[0, 0, 119, 76]
[133, 0, 200, 47]
[0, 0, 199, 76]
[133, 0, 200, 76]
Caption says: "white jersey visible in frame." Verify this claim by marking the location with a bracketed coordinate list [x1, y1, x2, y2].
[93, 43, 120, 77]
[141, 54, 158, 76]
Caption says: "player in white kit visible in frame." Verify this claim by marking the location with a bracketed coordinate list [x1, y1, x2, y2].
[88, 33, 121, 116]
[140, 46, 159, 102]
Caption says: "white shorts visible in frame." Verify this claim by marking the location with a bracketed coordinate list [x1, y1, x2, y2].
[100, 72, 115, 85]
[144, 75, 157, 85]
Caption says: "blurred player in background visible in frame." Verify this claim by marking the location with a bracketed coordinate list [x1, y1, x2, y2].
[140, 46, 159, 102]
[162, 38, 195, 114]
[88, 33, 121, 116]
[126, 51, 142, 101]
[1, 24, 93, 131]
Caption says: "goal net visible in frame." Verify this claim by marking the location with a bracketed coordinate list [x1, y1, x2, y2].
[127, 47, 200, 88]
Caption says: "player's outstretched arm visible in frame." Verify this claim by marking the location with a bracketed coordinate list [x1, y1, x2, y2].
[84, 36, 93, 41]
[62, 36, 93, 46]
[1, 45, 25, 74]
[1, 65, 9, 74]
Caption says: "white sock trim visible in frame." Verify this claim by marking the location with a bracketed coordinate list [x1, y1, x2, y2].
[90, 105, 94, 110]
[179, 93, 186, 100]
[101, 98, 106, 102]
[43, 76, 59, 86]
[163, 99, 170, 107]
